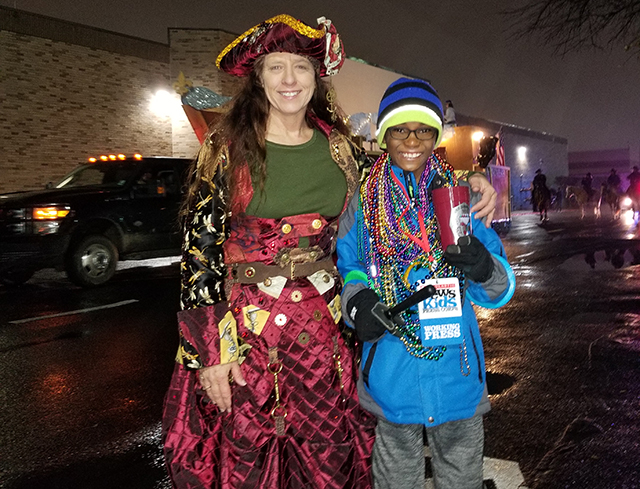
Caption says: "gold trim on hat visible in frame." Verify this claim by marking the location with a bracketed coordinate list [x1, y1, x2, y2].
[216, 14, 325, 70]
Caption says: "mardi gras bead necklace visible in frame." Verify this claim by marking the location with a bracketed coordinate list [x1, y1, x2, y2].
[358, 153, 465, 359]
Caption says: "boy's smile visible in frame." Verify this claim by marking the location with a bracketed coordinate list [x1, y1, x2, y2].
[384, 122, 438, 180]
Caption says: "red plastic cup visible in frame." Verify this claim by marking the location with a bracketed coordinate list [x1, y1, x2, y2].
[432, 186, 471, 249]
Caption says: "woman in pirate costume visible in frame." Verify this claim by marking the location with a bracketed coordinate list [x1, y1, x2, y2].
[162, 15, 375, 489]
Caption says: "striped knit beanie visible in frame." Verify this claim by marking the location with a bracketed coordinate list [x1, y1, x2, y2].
[376, 77, 444, 149]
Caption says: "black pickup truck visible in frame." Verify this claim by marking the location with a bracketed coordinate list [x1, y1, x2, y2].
[0, 155, 191, 287]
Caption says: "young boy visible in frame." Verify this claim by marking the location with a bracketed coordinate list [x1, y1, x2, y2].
[337, 78, 516, 489]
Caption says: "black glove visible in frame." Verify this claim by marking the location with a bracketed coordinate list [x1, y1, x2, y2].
[346, 289, 387, 342]
[444, 235, 494, 283]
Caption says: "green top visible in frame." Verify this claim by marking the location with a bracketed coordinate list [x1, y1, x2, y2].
[246, 129, 347, 219]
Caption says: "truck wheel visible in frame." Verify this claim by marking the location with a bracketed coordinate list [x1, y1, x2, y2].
[66, 235, 118, 287]
[0, 268, 35, 286]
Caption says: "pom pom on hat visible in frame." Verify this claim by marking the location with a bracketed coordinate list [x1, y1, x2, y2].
[376, 78, 444, 149]
[216, 15, 344, 77]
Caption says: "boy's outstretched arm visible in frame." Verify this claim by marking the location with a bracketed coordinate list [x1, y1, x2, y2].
[467, 173, 497, 226]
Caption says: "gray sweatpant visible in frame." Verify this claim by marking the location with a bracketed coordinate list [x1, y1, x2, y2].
[372, 414, 484, 489]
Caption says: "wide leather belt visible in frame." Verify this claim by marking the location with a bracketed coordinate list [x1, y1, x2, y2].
[231, 259, 336, 284]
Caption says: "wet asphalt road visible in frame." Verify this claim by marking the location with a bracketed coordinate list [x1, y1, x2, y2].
[484, 209, 640, 488]
[0, 263, 180, 489]
[0, 208, 639, 489]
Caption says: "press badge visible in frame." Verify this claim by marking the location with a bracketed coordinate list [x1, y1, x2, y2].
[416, 277, 463, 346]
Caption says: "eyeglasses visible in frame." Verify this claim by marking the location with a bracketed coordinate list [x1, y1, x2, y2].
[388, 126, 437, 141]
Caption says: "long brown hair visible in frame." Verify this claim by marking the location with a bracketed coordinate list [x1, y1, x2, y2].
[182, 56, 350, 218]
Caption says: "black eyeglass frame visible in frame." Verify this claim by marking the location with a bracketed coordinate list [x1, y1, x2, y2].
[387, 127, 438, 141]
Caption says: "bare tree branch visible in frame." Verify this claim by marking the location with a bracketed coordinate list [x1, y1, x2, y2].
[504, 0, 640, 57]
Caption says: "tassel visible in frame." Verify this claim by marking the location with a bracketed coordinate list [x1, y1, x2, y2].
[326, 81, 337, 123]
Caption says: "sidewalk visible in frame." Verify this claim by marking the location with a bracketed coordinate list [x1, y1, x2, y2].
[424, 448, 528, 489]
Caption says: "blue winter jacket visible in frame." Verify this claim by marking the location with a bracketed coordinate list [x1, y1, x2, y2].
[336, 164, 516, 427]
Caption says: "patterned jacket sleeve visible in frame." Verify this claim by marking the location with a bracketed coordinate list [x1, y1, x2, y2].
[175, 149, 239, 370]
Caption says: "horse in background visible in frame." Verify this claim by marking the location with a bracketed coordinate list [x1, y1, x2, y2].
[597, 182, 620, 219]
[532, 184, 551, 221]
[566, 185, 598, 219]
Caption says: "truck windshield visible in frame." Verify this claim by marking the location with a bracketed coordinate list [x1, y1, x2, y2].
[55, 163, 137, 189]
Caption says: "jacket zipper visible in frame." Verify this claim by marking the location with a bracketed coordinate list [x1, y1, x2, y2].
[403, 171, 416, 206]
[468, 331, 483, 383]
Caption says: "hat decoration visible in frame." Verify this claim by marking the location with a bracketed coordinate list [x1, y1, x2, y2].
[216, 14, 344, 77]
[173, 72, 232, 144]
[173, 72, 232, 110]
[376, 78, 444, 149]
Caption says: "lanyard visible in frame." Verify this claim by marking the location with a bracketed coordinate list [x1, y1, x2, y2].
[390, 170, 431, 255]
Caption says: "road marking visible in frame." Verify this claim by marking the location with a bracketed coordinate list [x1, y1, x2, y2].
[9, 299, 139, 324]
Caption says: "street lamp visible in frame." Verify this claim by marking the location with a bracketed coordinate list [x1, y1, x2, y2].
[517, 146, 527, 160]
[150, 89, 184, 120]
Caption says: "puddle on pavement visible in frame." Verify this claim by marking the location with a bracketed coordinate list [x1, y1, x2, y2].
[559, 248, 640, 271]
[486, 371, 515, 395]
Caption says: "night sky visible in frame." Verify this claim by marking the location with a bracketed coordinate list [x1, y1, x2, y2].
[2, 0, 639, 156]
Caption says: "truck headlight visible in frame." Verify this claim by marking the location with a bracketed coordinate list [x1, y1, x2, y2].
[32, 206, 71, 235]
[33, 206, 71, 220]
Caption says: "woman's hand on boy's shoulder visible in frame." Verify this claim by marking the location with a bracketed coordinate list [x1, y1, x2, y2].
[467, 174, 496, 227]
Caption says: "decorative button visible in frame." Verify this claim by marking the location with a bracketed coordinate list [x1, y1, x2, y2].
[313, 310, 323, 321]
[275, 314, 287, 326]
[297, 332, 310, 345]
[309, 251, 318, 260]
[264, 278, 272, 287]
[311, 219, 322, 229]
[244, 267, 256, 278]
[281, 252, 290, 264]
[282, 223, 292, 234]
[291, 290, 302, 302]
[322, 274, 331, 283]
[428, 416, 435, 423]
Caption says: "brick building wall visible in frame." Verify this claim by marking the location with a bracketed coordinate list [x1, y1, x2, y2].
[1, 5, 570, 211]
[0, 7, 173, 194]
[169, 29, 243, 159]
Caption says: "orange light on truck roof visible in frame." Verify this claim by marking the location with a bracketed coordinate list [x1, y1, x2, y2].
[89, 153, 143, 162]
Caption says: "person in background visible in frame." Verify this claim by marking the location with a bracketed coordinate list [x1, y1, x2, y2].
[336, 78, 516, 489]
[627, 166, 640, 194]
[607, 168, 622, 194]
[581, 172, 594, 202]
[443, 99, 456, 126]
[531, 168, 551, 220]
[442, 99, 456, 140]
[627, 166, 640, 213]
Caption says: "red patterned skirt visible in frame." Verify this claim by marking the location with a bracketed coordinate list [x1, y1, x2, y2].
[162, 275, 375, 488]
